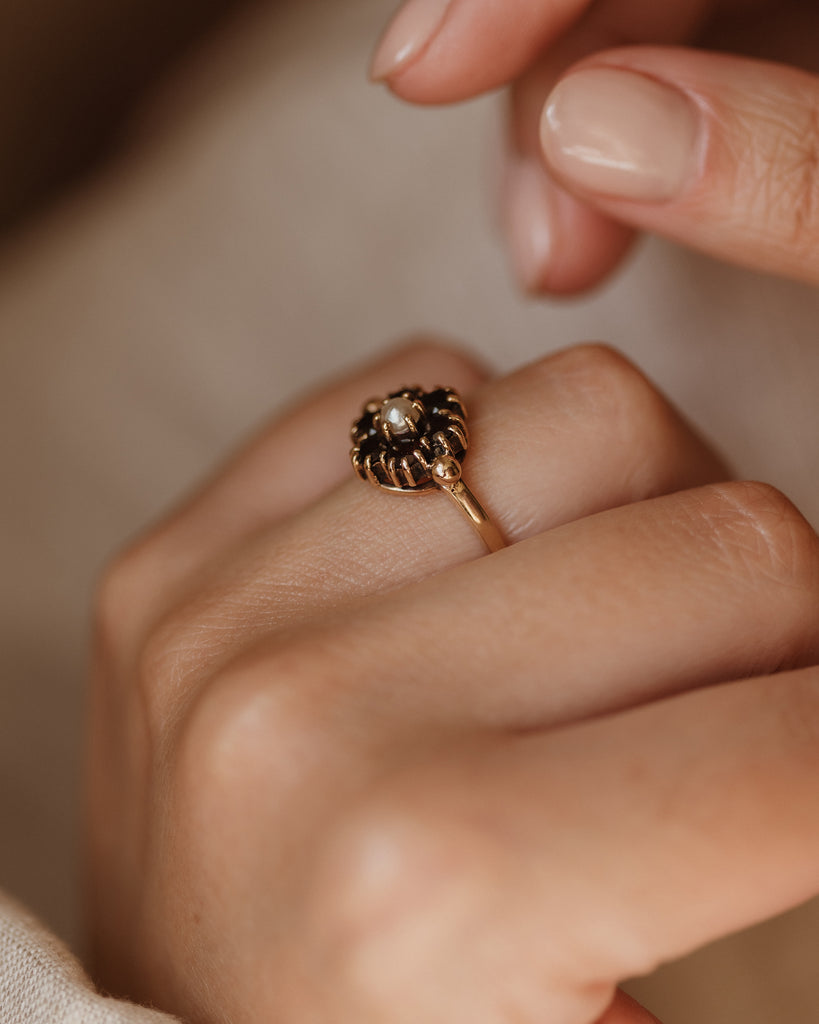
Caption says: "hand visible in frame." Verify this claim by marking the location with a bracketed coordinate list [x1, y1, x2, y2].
[85, 340, 819, 1024]
[370, 0, 819, 294]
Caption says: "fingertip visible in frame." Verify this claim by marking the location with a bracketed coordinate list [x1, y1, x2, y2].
[368, 0, 452, 85]
[369, 0, 577, 104]
[543, 192, 637, 295]
[504, 155, 555, 295]
[502, 156, 636, 296]
[368, 0, 478, 104]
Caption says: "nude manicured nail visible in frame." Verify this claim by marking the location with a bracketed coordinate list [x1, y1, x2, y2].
[504, 156, 554, 294]
[540, 68, 700, 202]
[370, 0, 452, 82]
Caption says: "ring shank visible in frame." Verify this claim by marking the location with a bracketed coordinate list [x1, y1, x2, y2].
[436, 478, 506, 554]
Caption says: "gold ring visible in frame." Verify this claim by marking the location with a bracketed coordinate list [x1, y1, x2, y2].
[350, 386, 506, 554]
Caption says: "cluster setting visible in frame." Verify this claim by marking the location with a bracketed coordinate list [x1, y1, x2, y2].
[350, 387, 469, 492]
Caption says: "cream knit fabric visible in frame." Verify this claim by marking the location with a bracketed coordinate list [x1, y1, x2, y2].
[0, 892, 175, 1024]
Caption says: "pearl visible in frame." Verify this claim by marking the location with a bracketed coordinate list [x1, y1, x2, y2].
[381, 397, 422, 438]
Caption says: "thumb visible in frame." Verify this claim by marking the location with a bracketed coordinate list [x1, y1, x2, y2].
[538, 47, 819, 285]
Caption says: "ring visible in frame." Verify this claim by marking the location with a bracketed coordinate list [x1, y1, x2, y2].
[350, 386, 506, 554]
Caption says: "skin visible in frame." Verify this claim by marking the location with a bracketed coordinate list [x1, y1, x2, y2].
[80, 4, 819, 1020]
[85, 340, 819, 1024]
[375, 0, 819, 293]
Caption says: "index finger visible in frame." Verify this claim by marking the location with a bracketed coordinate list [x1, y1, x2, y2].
[370, 0, 710, 103]
[370, 0, 595, 101]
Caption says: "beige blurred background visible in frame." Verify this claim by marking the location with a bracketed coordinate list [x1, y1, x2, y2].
[1, 0, 818, 1021]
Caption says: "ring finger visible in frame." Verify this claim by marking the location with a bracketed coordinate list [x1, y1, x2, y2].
[135, 342, 726, 718]
[97, 338, 487, 661]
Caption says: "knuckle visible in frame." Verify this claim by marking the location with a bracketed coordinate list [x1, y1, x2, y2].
[320, 803, 446, 932]
[739, 94, 819, 257]
[546, 343, 662, 425]
[695, 482, 819, 591]
[309, 783, 497, 1007]
[542, 341, 632, 386]
[132, 609, 201, 735]
[778, 100, 819, 254]
[545, 344, 682, 473]
[173, 645, 322, 810]
[131, 575, 276, 737]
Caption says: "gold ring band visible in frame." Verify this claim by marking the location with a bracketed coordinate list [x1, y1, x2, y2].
[429, 465, 506, 553]
[350, 386, 506, 554]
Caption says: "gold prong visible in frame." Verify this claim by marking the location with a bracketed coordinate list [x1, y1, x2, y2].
[433, 430, 452, 454]
[363, 453, 380, 487]
[443, 391, 465, 417]
[388, 457, 404, 489]
[447, 423, 468, 451]
[352, 449, 371, 482]
[400, 456, 419, 487]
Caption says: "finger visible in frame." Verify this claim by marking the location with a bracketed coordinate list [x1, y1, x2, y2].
[370, 0, 594, 102]
[538, 48, 819, 285]
[598, 992, 663, 1024]
[505, 66, 635, 296]
[504, 0, 712, 295]
[97, 338, 486, 653]
[370, 0, 711, 103]
[260, 481, 819, 736]
[131, 339, 485, 567]
[307, 663, 819, 1020]
[135, 346, 726, 713]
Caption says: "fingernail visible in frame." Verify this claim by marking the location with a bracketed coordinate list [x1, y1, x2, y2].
[503, 156, 554, 294]
[370, 0, 452, 82]
[540, 67, 700, 202]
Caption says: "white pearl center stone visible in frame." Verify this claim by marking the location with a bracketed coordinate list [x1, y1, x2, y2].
[381, 397, 421, 437]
